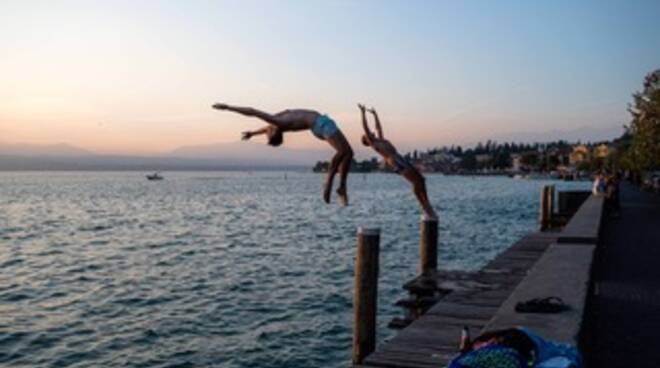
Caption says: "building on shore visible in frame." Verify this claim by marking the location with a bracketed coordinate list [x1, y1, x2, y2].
[415, 152, 461, 173]
[595, 143, 610, 159]
[570, 144, 591, 166]
[510, 153, 522, 172]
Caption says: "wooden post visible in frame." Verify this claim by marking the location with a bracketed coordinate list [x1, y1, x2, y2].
[420, 215, 439, 276]
[548, 185, 555, 227]
[540, 185, 550, 230]
[352, 227, 380, 365]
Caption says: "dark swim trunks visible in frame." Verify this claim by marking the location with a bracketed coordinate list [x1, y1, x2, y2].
[391, 154, 412, 174]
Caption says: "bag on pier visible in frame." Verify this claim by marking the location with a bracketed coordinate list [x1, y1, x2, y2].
[448, 344, 527, 368]
[519, 327, 581, 368]
[447, 327, 582, 368]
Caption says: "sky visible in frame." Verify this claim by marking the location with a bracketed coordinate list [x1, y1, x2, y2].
[1, 0, 659, 155]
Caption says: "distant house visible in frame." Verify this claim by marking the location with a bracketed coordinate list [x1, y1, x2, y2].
[415, 151, 460, 172]
[546, 146, 571, 166]
[475, 154, 492, 164]
[556, 165, 573, 176]
[510, 153, 522, 172]
[594, 144, 609, 159]
[570, 145, 591, 166]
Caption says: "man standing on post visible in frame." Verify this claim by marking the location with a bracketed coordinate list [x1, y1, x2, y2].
[358, 103, 436, 218]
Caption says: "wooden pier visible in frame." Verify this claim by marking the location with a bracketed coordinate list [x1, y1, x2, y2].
[353, 186, 604, 368]
[356, 232, 559, 368]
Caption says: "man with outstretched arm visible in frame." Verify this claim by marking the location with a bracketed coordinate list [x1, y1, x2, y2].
[358, 104, 436, 218]
[212, 103, 354, 206]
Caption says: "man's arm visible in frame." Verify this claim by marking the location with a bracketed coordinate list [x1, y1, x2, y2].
[358, 104, 375, 144]
[368, 107, 384, 139]
[241, 126, 269, 141]
[213, 103, 284, 127]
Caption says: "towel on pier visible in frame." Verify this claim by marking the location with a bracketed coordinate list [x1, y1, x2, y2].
[520, 327, 581, 368]
[447, 327, 582, 368]
[448, 344, 526, 368]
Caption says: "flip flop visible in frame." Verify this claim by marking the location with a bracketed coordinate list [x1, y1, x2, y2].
[515, 296, 570, 314]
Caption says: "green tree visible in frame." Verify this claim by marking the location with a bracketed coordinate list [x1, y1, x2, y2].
[461, 152, 477, 170]
[493, 151, 511, 169]
[625, 69, 660, 173]
[521, 152, 539, 167]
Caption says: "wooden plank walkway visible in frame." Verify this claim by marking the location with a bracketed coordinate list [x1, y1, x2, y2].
[356, 231, 560, 368]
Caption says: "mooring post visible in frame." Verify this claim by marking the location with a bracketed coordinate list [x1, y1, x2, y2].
[548, 185, 555, 222]
[352, 227, 380, 365]
[420, 215, 439, 276]
[540, 185, 550, 230]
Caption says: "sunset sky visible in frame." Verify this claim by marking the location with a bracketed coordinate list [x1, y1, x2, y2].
[1, 0, 659, 155]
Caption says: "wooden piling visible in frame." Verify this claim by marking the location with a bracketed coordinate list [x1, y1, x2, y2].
[548, 185, 555, 222]
[352, 227, 380, 365]
[540, 186, 548, 230]
[540, 185, 552, 230]
[420, 216, 439, 276]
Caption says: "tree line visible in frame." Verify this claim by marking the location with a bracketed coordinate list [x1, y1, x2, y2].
[413, 140, 576, 171]
[613, 69, 660, 178]
[313, 68, 659, 176]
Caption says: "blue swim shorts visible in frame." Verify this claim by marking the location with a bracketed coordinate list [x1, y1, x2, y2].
[311, 115, 339, 140]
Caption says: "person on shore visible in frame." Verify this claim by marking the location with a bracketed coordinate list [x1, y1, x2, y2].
[358, 104, 436, 218]
[212, 103, 353, 206]
[592, 173, 606, 196]
[606, 174, 621, 217]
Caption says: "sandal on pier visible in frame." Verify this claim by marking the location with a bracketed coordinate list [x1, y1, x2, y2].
[515, 296, 570, 314]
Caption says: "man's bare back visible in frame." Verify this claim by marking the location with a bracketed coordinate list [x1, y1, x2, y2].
[272, 109, 319, 131]
[370, 139, 398, 160]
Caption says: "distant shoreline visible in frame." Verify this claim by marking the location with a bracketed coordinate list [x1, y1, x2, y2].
[0, 167, 310, 172]
[0, 154, 310, 172]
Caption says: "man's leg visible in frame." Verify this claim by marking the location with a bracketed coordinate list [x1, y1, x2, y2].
[403, 168, 435, 217]
[323, 151, 344, 204]
[415, 182, 436, 218]
[336, 147, 354, 206]
[326, 132, 353, 206]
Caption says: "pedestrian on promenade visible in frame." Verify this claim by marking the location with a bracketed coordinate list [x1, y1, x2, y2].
[592, 173, 607, 196]
[606, 174, 621, 217]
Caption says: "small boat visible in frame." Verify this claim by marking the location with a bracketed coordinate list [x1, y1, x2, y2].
[146, 172, 164, 181]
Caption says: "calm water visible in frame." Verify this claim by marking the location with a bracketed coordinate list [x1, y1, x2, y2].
[0, 172, 588, 367]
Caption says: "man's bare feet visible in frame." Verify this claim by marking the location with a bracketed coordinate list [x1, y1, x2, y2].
[423, 208, 438, 220]
[337, 187, 348, 206]
[323, 183, 332, 204]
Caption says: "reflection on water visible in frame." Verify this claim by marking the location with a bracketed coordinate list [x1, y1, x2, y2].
[0, 171, 588, 367]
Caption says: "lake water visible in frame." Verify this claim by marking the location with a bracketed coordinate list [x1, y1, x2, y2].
[0, 172, 588, 367]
